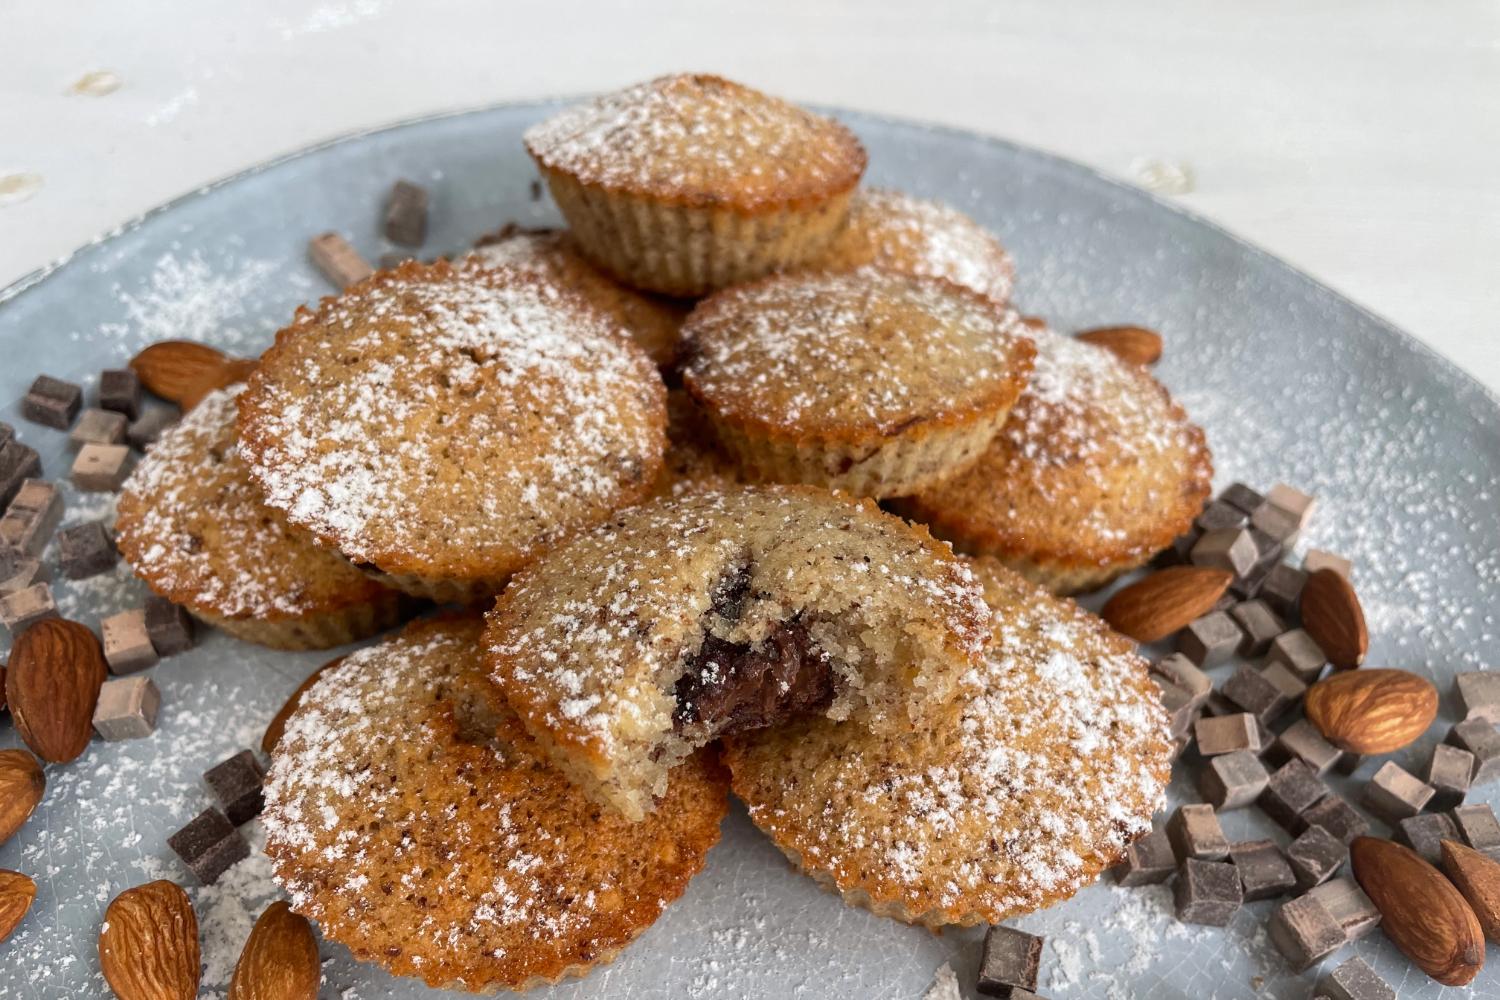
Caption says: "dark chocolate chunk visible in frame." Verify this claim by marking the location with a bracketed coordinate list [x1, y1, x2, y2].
[92, 675, 160, 740]
[0, 422, 11, 451]
[1191, 528, 1258, 577]
[1193, 499, 1245, 533]
[1195, 713, 1261, 757]
[1307, 876, 1382, 941]
[1286, 825, 1346, 890]
[1455, 671, 1500, 724]
[1151, 675, 1201, 739]
[673, 620, 834, 738]
[1269, 893, 1345, 972]
[57, 520, 118, 579]
[98, 368, 141, 420]
[1152, 652, 1211, 700]
[1167, 804, 1228, 862]
[0, 441, 43, 509]
[1447, 718, 1500, 786]
[1451, 803, 1500, 857]
[1114, 828, 1176, 886]
[1258, 760, 1329, 832]
[1230, 839, 1296, 901]
[1258, 564, 1308, 618]
[1221, 665, 1290, 723]
[1251, 502, 1302, 545]
[205, 749, 266, 825]
[69, 408, 128, 447]
[1296, 795, 1369, 845]
[1320, 956, 1394, 1000]
[20, 374, 82, 429]
[1362, 761, 1434, 824]
[167, 808, 250, 884]
[1174, 858, 1242, 926]
[977, 925, 1042, 996]
[1395, 812, 1460, 865]
[383, 180, 429, 247]
[144, 594, 195, 656]
[1272, 719, 1342, 775]
[1218, 482, 1266, 517]
[1427, 743, 1473, 811]
[1229, 600, 1286, 657]
[1267, 629, 1326, 683]
[1177, 612, 1242, 667]
[1199, 750, 1270, 810]
[0, 582, 58, 634]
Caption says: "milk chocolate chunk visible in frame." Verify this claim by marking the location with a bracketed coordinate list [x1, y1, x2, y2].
[0, 582, 57, 635]
[69, 408, 127, 447]
[673, 624, 834, 738]
[309, 231, 374, 288]
[1362, 761, 1434, 825]
[1287, 825, 1346, 890]
[1177, 612, 1241, 667]
[1307, 876, 1382, 941]
[1230, 839, 1296, 901]
[1269, 893, 1345, 972]
[1427, 743, 1474, 811]
[20, 374, 81, 429]
[98, 368, 141, 420]
[144, 594, 195, 656]
[205, 749, 266, 825]
[383, 180, 429, 247]
[977, 925, 1042, 996]
[1296, 795, 1369, 845]
[1195, 713, 1261, 757]
[1222, 665, 1290, 723]
[1395, 812, 1459, 865]
[1447, 718, 1500, 785]
[92, 676, 160, 741]
[1114, 828, 1176, 886]
[1258, 760, 1329, 833]
[101, 608, 159, 675]
[57, 521, 117, 579]
[1174, 858, 1242, 926]
[71, 443, 133, 491]
[1320, 956, 1394, 1000]
[167, 808, 249, 884]
[1199, 750, 1269, 810]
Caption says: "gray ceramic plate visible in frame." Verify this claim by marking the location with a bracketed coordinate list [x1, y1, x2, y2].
[2, 102, 1497, 1000]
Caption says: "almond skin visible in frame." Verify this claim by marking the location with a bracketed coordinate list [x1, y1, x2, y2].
[228, 901, 320, 1000]
[0, 869, 37, 943]
[1441, 839, 1500, 944]
[0, 748, 45, 846]
[99, 880, 200, 1000]
[1303, 668, 1437, 753]
[130, 341, 254, 409]
[5, 619, 106, 763]
[1351, 836, 1484, 986]
[261, 656, 343, 754]
[1300, 567, 1368, 669]
[1101, 566, 1234, 643]
[1074, 325, 1163, 366]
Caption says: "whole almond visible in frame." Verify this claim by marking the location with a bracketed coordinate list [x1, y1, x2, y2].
[1074, 325, 1163, 366]
[0, 748, 46, 846]
[262, 656, 343, 754]
[1300, 567, 1368, 669]
[130, 341, 253, 409]
[1351, 836, 1484, 986]
[1303, 668, 1437, 753]
[228, 901, 320, 1000]
[99, 880, 200, 1000]
[1101, 566, 1234, 643]
[178, 357, 257, 411]
[0, 869, 36, 943]
[1441, 839, 1500, 944]
[6, 619, 106, 763]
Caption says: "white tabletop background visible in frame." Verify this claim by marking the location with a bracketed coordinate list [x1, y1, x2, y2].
[2, 0, 1497, 393]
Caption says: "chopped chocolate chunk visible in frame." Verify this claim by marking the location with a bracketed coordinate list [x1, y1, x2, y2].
[1222, 665, 1290, 723]
[0, 582, 57, 635]
[1174, 858, 1242, 926]
[1, 479, 62, 557]
[1266, 483, 1318, 529]
[1451, 803, 1500, 858]
[92, 676, 160, 741]
[1271, 719, 1342, 775]
[205, 749, 266, 825]
[1218, 482, 1266, 517]
[1260, 662, 1308, 708]
[1295, 796, 1369, 845]
[1307, 877, 1382, 941]
[98, 368, 141, 420]
[1167, 804, 1228, 862]
[1195, 713, 1261, 757]
[1190, 527, 1257, 577]
[1153, 652, 1211, 700]
[1455, 671, 1500, 724]
[144, 594, 195, 656]
[1258, 564, 1308, 618]
[1250, 503, 1302, 546]
[0, 422, 10, 451]
[69, 408, 127, 447]
[1427, 743, 1473, 811]
[57, 521, 117, 579]
[1151, 675, 1201, 739]
[71, 442, 133, 491]
[1395, 812, 1459, 865]
[1230, 839, 1296, 901]
[0, 441, 43, 509]
[1229, 600, 1285, 657]
[167, 808, 250, 884]
[1245, 528, 1284, 576]
[1302, 549, 1352, 580]
[1362, 761, 1434, 825]
[1287, 825, 1346, 890]
[21, 374, 82, 429]
[1114, 828, 1176, 886]
[1177, 612, 1242, 667]
[0, 556, 45, 597]
[1268, 629, 1326, 683]
[977, 925, 1042, 996]
[1259, 760, 1329, 832]
[1320, 956, 1394, 1000]
[309, 231, 374, 288]
[126, 404, 180, 450]
[1269, 893, 1345, 972]
[1229, 562, 1271, 601]
[1447, 718, 1500, 785]
[1194, 499, 1245, 533]
[383, 179, 429, 246]
[673, 621, 835, 738]
[101, 608, 159, 675]
[1199, 750, 1269, 810]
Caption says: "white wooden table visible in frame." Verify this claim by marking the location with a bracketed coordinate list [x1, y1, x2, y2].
[3, 0, 1497, 391]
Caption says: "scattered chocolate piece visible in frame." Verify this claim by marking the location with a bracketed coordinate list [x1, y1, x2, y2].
[1174, 858, 1242, 926]
[57, 521, 117, 579]
[1455, 671, 1500, 725]
[309, 231, 374, 288]
[1395, 812, 1460, 865]
[1362, 761, 1434, 825]
[1167, 804, 1229, 862]
[167, 808, 250, 884]
[1230, 839, 1296, 901]
[144, 594, 195, 657]
[1258, 564, 1308, 618]
[1150, 675, 1201, 739]
[383, 180, 429, 247]
[71, 442, 133, 491]
[977, 925, 1042, 997]
[1176, 612, 1242, 667]
[1245, 528, 1284, 576]
[1114, 828, 1177, 886]
[1287, 825, 1346, 890]
[0, 582, 57, 634]
[1320, 955, 1393, 1000]
[1302, 549, 1352, 580]
[1195, 713, 1261, 757]
[1307, 877, 1382, 942]
[1268, 892, 1345, 972]
[1270, 719, 1342, 775]
[1296, 796, 1369, 845]
[2, 479, 62, 554]
[0, 421, 10, 451]
[1219, 482, 1266, 517]
[1259, 760, 1329, 832]
[1229, 562, 1271, 601]
[1194, 499, 1245, 533]
[0, 441, 43, 509]
[98, 368, 141, 420]
[1447, 718, 1500, 786]
[1199, 750, 1270, 810]
[1450, 804, 1500, 858]
[20, 374, 82, 429]
[0, 556, 46, 597]
[1169, 530, 1200, 565]
[204, 749, 266, 826]
[69, 408, 128, 447]
[1229, 600, 1286, 657]
[1250, 503, 1301, 546]
[1153, 652, 1211, 700]
[1191, 528, 1258, 577]
[100, 608, 159, 675]
[126, 404, 179, 450]
[1267, 629, 1326, 683]
[1266, 483, 1317, 527]
[1259, 661, 1308, 707]
[1427, 743, 1474, 811]
[92, 675, 160, 741]
[1222, 665, 1290, 724]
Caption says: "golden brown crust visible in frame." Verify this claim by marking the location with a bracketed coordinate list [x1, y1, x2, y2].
[236, 260, 666, 594]
[895, 323, 1212, 592]
[263, 615, 728, 992]
[723, 557, 1173, 928]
